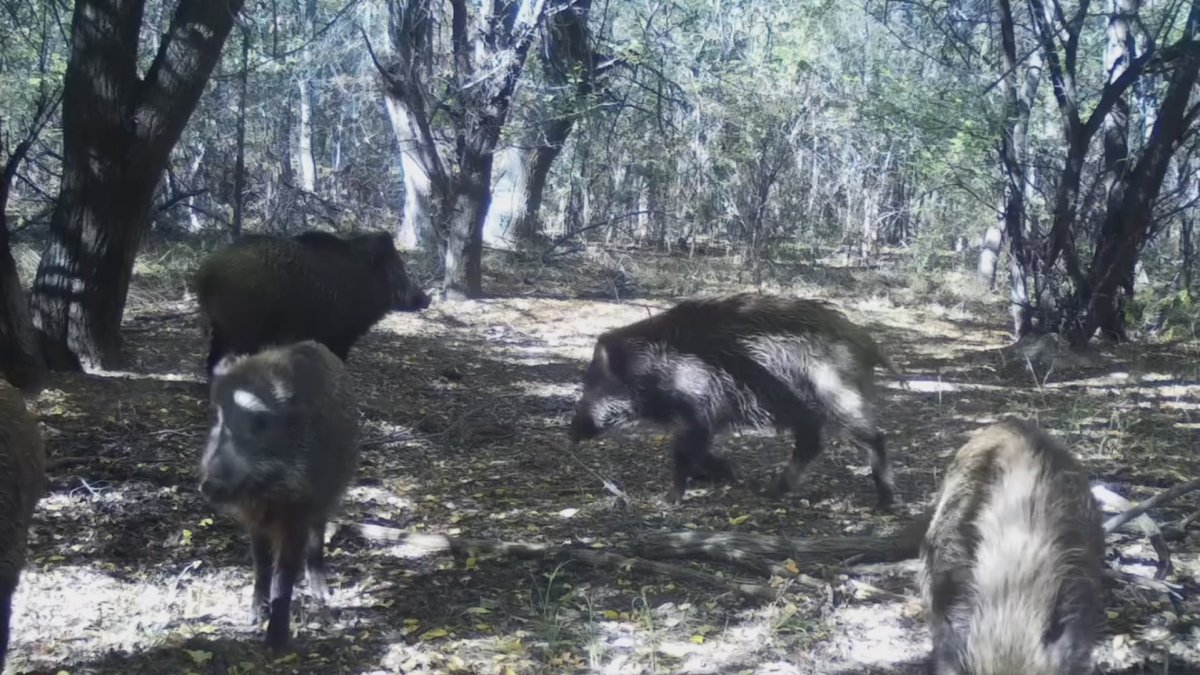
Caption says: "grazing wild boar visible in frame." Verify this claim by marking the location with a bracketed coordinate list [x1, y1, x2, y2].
[0, 382, 45, 670]
[920, 418, 1105, 675]
[194, 230, 430, 375]
[570, 292, 897, 507]
[199, 341, 360, 650]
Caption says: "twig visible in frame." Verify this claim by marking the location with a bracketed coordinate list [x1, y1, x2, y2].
[1092, 485, 1172, 579]
[356, 524, 778, 602]
[1103, 479, 1200, 534]
[1104, 568, 1184, 600]
[637, 515, 930, 572]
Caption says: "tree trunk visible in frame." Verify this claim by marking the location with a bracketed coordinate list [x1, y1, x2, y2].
[0, 221, 44, 393]
[383, 95, 438, 253]
[31, 0, 245, 370]
[511, 116, 574, 243]
[1071, 0, 1200, 345]
[443, 156, 494, 299]
[996, 0, 1040, 337]
[232, 25, 250, 237]
[296, 0, 318, 195]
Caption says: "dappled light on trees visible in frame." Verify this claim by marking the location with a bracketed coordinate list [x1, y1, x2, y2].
[0, 0, 1197, 672]
[31, 0, 245, 370]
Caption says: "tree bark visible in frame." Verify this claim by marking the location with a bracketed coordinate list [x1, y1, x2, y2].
[995, 0, 1041, 337]
[232, 24, 250, 237]
[376, 0, 551, 298]
[296, 0, 318, 195]
[31, 0, 245, 370]
[443, 156, 494, 299]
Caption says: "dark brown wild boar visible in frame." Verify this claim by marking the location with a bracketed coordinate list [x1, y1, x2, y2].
[570, 292, 897, 507]
[920, 418, 1105, 675]
[199, 341, 359, 650]
[194, 230, 430, 375]
[0, 381, 45, 670]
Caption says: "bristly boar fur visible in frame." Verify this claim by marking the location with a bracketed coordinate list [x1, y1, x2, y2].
[199, 341, 360, 650]
[570, 292, 897, 506]
[194, 230, 430, 375]
[0, 381, 46, 670]
[920, 418, 1105, 675]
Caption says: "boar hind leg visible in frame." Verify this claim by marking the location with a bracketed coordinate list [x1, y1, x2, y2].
[305, 520, 330, 600]
[843, 412, 895, 510]
[0, 574, 15, 670]
[265, 525, 305, 651]
[666, 427, 716, 504]
[772, 410, 824, 497]
[859, 428, 895, 510]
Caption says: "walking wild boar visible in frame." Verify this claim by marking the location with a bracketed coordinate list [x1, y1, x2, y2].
[920, 419, 1105, 675]
[199, 341, 360, 650]
[195, 230, 430, 375]
[0, 382, 45, 670]
[569, 292, 897, 507]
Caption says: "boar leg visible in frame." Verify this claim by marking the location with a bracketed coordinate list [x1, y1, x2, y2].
[0, 574, 15, 669]
[265, 524, 306, 650]
[772, 408, 825, 497]
[855, 427, 895, 510]
[667, 427, 717, 504]
[250, 533, 272, 624]
[305, 520, 330, 600]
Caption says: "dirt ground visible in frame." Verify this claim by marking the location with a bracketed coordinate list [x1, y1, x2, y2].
[5, 246, 1200, 674]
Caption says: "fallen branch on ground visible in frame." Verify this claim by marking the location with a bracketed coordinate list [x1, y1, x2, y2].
[636, 514, 931, 575]
[357, 523, 779, 602]
[1092, 485, 1172, 579]
[1103, 479, 1200, 534]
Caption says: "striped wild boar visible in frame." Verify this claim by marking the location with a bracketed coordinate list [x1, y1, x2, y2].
[920, 418, 1105, 675]
[0, 382, 45, 670]
[199, 341, 360, 650]
[194, 230, 430, 375]
[569, 293, 897, 507]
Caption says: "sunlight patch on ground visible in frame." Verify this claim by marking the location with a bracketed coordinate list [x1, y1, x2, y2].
[10, 564, 264, 671]
[813, 600, 928, 671]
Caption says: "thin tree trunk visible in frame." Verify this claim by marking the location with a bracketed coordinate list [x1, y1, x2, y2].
[511, 116, 574, 243]
[996, 0, 1040, 337]
[296, 0, 318, 194]
[443, 156, 493, 299]
[233, 24, 250, 237]
[31, 0, 245, 370]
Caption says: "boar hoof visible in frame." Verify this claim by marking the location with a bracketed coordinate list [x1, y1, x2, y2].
[664, 486, 686, 504]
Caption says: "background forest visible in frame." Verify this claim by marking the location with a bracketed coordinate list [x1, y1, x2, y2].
[0, 0, 1198, 674]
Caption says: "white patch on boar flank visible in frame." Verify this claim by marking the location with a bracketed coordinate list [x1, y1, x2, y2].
[233, 389, 270, 412]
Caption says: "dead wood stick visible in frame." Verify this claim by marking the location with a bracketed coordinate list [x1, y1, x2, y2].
[1092, 485, 1172, 580]
[1103, 479, 1200, 534]
[637, 514, 930, 571]
[357, 524, 778, 602]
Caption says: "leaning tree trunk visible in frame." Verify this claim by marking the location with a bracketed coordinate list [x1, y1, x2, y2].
[0, 220, 44, 393]
[510, 116, 574, 244]
[443, 154, 495, 299]
[31, 0, 245, 370]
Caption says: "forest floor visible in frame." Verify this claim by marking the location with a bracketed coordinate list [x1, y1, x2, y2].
[5, 242, 1200, 675]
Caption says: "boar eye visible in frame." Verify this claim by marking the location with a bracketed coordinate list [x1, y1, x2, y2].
[249, 415, 269, 435]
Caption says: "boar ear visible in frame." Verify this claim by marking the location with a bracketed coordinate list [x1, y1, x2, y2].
[212, 353, 247, 379]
